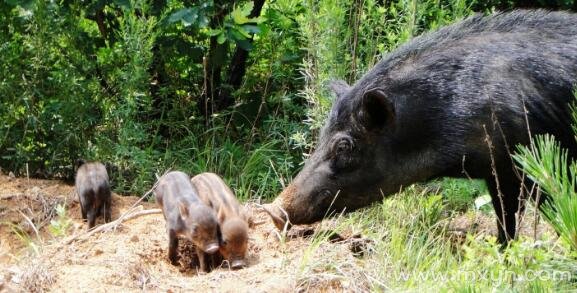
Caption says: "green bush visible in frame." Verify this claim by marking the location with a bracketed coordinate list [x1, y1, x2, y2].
[1, 0, 574, 198]
[514, 132, 577, 251]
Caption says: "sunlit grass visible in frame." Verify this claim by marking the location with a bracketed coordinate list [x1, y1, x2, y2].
[296, 184, 577, 291]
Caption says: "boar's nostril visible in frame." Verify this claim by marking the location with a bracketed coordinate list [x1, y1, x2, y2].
[204, 243, 219, 254]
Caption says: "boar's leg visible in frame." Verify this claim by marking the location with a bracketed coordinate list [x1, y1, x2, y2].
[487, 176, 521, 245]
[168, 229, 179, 265]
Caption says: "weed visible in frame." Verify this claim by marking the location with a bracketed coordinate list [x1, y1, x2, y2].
[48, 204, 72, 238]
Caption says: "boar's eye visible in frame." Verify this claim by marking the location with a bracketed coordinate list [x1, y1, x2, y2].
[319, 189, 332, 199]
[330, 137, 358, 172]
[335, 137, 353, 154]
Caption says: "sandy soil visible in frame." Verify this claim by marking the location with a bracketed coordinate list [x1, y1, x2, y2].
[0, 174, 352, 292]
[0, 174, 555, 292]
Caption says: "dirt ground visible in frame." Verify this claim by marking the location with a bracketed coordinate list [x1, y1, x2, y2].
[0, 173, 358, 292]
[0, 173, 555, 292]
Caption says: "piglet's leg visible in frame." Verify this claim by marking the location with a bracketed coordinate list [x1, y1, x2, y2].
[168, 230, 179, 265]
[104, 197, 112, 223]
[196, 247, 208, 273]
[80, 203, 87, 220]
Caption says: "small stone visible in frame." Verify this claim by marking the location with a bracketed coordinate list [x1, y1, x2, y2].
[130, 235, 139, 242]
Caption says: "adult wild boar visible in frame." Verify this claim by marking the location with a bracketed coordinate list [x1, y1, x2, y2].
[265, 10, 577, 243]
[75, 160, 112, 229]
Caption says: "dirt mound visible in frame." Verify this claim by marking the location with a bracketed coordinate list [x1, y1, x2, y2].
[0, 174, 353, 292]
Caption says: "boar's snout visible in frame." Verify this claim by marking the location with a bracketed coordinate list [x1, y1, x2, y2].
[264, 183, 322, 231]
[204, 243, 219, 254]
[263, 200, 291, 231]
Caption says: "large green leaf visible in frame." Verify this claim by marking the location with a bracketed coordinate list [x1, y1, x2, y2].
[167, 7, 208, 27]
[231, 2, 253, 25]
[217, 32, 227, 44]
[242, 24, 261, 34]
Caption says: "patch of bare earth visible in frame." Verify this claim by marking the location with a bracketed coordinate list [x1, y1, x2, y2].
[0, 174, 362, 292]
[0, 174, 556, 292]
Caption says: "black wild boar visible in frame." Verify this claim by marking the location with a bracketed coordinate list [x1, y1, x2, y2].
[264, 10, 577, 244]
[154, 171, 220, 272]
[75, 160, 111, 229]
[191, 172, 249, 270]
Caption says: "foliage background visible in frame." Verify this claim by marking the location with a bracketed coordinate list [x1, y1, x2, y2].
[1, 0, 576, 198]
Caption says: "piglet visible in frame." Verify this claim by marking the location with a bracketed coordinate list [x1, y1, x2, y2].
[75, 160, 111, 229]
[191, 172, 249, 269]
[154, 171, 219, 272]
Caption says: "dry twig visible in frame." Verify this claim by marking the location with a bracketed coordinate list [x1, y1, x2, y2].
[61, 208, 162, 245]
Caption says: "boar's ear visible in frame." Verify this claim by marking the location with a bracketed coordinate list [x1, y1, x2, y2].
[328, 80, 350, 100]
[360, 89, 395, 131]
[178, 202, 189, 220]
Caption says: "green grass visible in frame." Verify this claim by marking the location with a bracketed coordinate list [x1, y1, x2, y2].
[295, 184, 577, 291]
[427, 178, 488, 213]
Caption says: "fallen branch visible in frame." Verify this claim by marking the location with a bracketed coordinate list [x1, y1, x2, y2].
[61, 208, 162, 245]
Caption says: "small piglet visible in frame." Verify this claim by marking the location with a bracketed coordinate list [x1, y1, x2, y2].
[154, 171, 220, 272]
[75, 160, 111, 229]
[191, 172, 249, 269]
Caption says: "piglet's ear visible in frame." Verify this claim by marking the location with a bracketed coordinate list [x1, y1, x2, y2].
[217, 208, 226, 223]
[328, 80, 350, 100]
[178, 202, 189, 220]
[360, 89, 395, 131]
[75, 159, 86, 169]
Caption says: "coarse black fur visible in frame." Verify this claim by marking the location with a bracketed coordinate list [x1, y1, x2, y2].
[273, 10, 577, 244]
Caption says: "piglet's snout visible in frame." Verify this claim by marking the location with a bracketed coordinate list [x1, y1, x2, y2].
[204, 243, 219, 254]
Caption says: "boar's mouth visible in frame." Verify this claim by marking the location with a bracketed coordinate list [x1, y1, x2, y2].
[261, 185, 342, 231]
[262, 183, 330, 231]
[263, 183, 393, 231]
[262, 200, 292, 231]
